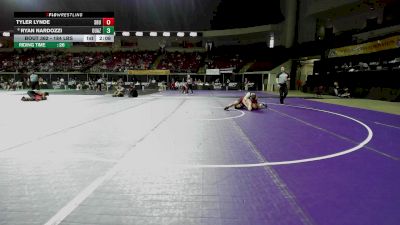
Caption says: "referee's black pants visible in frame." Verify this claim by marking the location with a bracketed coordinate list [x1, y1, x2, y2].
[279, 83, 288, 104]
[31, 81, 39, 90]
[188, 84, 193, 93]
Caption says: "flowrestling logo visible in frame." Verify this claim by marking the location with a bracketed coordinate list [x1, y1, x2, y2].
[46, 13, 83, 18]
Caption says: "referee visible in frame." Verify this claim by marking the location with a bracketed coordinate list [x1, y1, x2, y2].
[276, 66, 290, 104]
[186, 74, 193, 94]
[30, 70, 39, 90]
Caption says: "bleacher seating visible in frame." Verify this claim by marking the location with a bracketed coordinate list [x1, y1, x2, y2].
[206, 54, 245, 73]
[0, 51, 157, 73]
[157, 52, 202, 73]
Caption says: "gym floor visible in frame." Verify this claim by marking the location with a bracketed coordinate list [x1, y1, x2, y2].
[0, 90, 399, 225]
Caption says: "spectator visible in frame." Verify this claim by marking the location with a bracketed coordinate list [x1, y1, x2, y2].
[225, 78, 230, 91]
[296, 79, 302, 90]
[333, 82, 350, 98]
[0, 76, 5, 89]
[60, 77, 65, 89]
[7, 78, 16, 91]
[315, 85, 324, 97]
[76, 82, 83, 90]
[244, 78, 249, 91]
[128, 84, 138, 97]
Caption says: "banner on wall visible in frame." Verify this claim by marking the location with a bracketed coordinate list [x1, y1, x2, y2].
[206, 69, 220, 75]
[128, 70, 170, 75]
[219, 67, 234, 73]
[328, 35, 400, 58]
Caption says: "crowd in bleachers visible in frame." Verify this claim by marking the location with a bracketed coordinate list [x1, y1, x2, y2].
[157, 52, 202, 73]
[90, 51, 157, 72]
[0, 50, 283, 74]
[0, 51, 104, 72]
[205, 54, 245, 73]
[0, 51, 158, 73]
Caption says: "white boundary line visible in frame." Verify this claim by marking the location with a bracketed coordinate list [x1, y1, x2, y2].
[374, 121, 400, 130]
[42, 102, 374, 225]
[196, 108, 246, 121]
[174, 103, 373, 168]
[43, 162, 122, 225]
[43, 99, 186, 225]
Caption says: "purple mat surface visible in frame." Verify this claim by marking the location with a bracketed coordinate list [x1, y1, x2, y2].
[233, 105, 367, 161]
[1, 91, 399, 225]
[287, 98, 400, 158]
[228, 95, 400, 225]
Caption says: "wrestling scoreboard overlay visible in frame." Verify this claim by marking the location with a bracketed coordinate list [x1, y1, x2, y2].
[14, 12, 115, 48]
